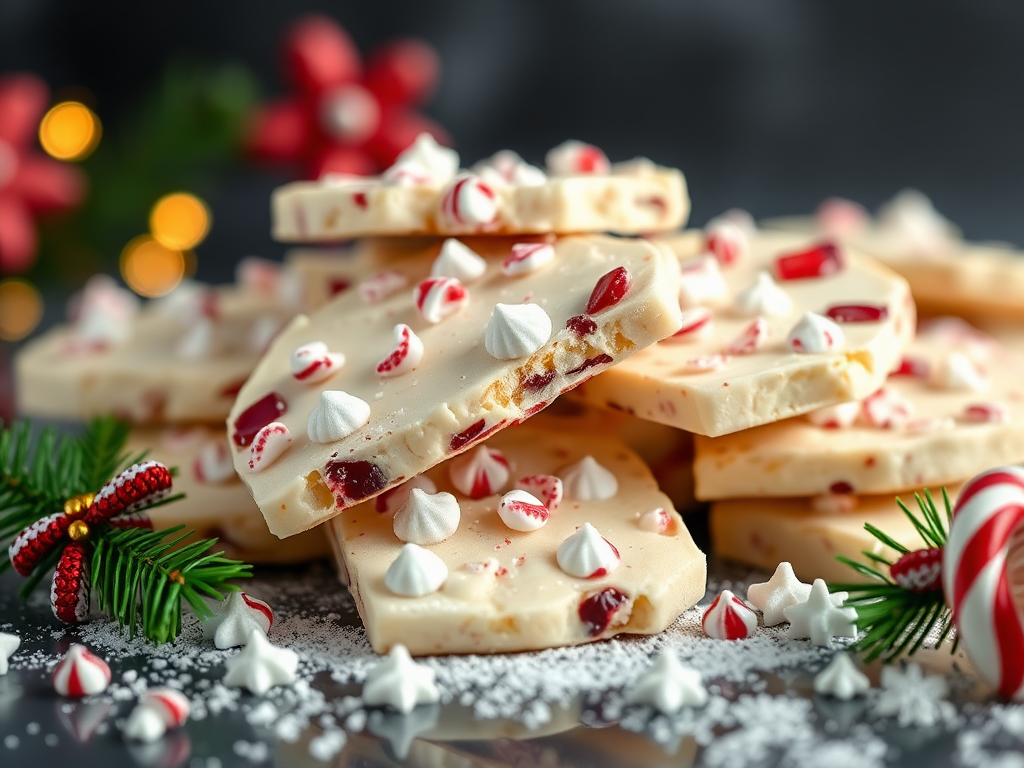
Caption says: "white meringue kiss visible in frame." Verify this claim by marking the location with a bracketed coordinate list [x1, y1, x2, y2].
[786, 312, 845, 354]
[449, 447, 511, 499]
[679, 256, 728, 308]
[502, 243, 554, 277]
[545, 140, 610, 176]
[382, 133, 459, 187]
[376, 324, 424, 377]
[638, 507, 675, 535]
[290, 341, 345, 383]
[497, 490, 550, 532]
[734, 272, 793, 317]
[307, 391, 371, 444]
[385, 543, 449, 597]
[393, 489, 461, 545]
[556, 522, 621, 579]
[934, 352, 988, 392]
[248, 423, 292, 473]
[430, 239, 487, 283]
[485, 303, 552, 360]
[560, 456, 618, 501]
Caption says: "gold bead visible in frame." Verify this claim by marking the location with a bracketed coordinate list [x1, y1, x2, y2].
[63, 492, 95, 518]
[67, 519, 90, 541]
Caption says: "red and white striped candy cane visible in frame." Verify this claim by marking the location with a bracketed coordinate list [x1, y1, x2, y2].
[943, 466, 1024, 700]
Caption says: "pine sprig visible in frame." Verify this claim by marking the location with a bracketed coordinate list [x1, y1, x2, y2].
[79, 416, 133, 492]
[830, 488, 956, 662]
[92, 525, 252, 644]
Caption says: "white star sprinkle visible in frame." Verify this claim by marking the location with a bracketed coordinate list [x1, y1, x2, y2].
[363, 644, 440, 715]
[813, 653, 870, 700]
[222, 630, 298, 695]
[875, 663, 955, 727]
[626, 649, 708, 714]
[747, 562, 846, 627]
[783, 579, 857, 646]
[0, 633, 19, 676]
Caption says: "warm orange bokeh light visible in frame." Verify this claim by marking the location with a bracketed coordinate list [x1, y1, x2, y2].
[0, 279, 44, 341]
[39, 102, 102, 161]
[149, 193, 211, 250]
[120, 235, 186, 298]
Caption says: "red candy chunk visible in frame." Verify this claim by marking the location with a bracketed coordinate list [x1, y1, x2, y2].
[324, 459, 388, 504]
[578, 587, 629, 636]
[586, 267, 631, 315]
[774, 241, 844, 281]
[232, 393, 287, 448]
[566, 315, 597, 337]
[892, 356, 930, 378]
[824, 304, 889, 323]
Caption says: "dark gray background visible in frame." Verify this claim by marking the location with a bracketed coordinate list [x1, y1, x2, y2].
[2, 0, 1022, 283]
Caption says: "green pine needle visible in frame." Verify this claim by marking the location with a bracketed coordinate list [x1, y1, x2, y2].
[92, 525, 252, 644]
[829, 487, 956, 662]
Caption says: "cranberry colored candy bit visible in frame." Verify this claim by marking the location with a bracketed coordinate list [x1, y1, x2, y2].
[892, 356, 930, 378]
[824, 304, 889, 323]
[578, 587, 629, 636]
[586, 267, 631, 315]
[324, 459, 389, 504]
[565, 315, 597, 337]
[774, 241, 844, 281]
[963, 402, 1011, 424]
[232, 393, 287, 448]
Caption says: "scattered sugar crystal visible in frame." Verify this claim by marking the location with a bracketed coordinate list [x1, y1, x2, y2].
[25, 722, 40, 735]
[308, 730, 347, 762]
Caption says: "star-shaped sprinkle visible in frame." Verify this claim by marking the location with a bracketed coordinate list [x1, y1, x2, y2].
[363, 644, 440, 715]
[783, 579, 857, 646]
[0, 632, 19, 675]
[813, 653, 870, 701]
[626, 649, 708, 714]
[222, 629, 298, 695]
[874, 663, 954, 728]
[747, 562, 846, 627]
[202, 592, 274, 649]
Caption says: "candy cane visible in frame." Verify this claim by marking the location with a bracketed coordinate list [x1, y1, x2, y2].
[943, 466, 1024, 700]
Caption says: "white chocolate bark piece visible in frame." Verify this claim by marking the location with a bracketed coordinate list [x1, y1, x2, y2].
[568, 230, 915, 437]
[130, 426, 330, 564]
[230, 235, 683, 539]
[763, 193, 1024, 322]
[710, 489, 953, 583]
[329, 419, 707, 655]
[694, 331, 1024, 499]
[16, 283, 303, 424]
[272, 159, 688, 241]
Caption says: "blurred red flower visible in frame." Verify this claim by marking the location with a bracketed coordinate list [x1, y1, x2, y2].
[246, 15, 450, 180]
[0, 74, 87, 274]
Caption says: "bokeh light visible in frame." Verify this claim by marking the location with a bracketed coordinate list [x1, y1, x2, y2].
[120, 235, 186, 298]
[149, 193, 211, 250]
[0, 279, 43, 341]
[39, 102, 102, 161]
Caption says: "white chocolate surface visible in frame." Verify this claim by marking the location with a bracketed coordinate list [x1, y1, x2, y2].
[710, 491, 945, 583]
[229, 235, 683, 539]
[569, 231, 915, 437]
[132, 426, 330, 564]
[329, 419, 706, 655]
[272, 162, 688, 241]
[694, 335, 1024, 499]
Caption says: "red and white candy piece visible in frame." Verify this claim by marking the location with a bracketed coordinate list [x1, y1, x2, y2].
[774, 241, 844, 281]
[662, 307, 713, 343]
[124, 688, 191, 743]
[497, 490, 550, 532]
[680, 354, 730, 374]
[556, 522, 620, 579]
[414, 276, 469, 324]
[545, 140, 610, 175]
[702, 590, 758, 640]
[472, 149, 546, 187]
[290, 341, 345, 383]
[678, 256, 727, 308]
[962, 403, 1011, 424]
[638, 507, 676, 535]
[734, 272, 792, 318]
[515, 475, 563, 511]
[824, 304, 889, 323]
[248, 423, 292, 473]
[438, 173, 498, 228]
[52, 644, 111, 697]
[431, 239, 486, 283]
[449, 446, 510, 499]
[861, 387, 915, 429]
[944, 467, 1024, 699]
[382, 133, 459, 187]
[891, 547, 943, 593]
[376, 324, 424, 377]
[249, 315, 284, 355]
[933, 352, 988, 392]
[722, 317, 768, 356]
[806, 401, 861, 429]
[359, 270, 409, 303]
[786, 312, 844, 354]
[704, 217, 749, 267]
[816, 197, 869, 236]
[193, 439, 235, 484]
[502, 243, 554, 277]
[203, 591, 274, 649]
[176, 317, 217, 360]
